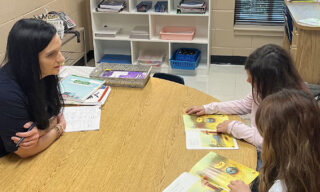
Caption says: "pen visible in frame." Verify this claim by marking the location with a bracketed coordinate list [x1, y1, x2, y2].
[16, 122, 36, 147]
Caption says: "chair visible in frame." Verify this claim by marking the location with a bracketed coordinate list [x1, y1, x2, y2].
[152, 72, 185, 85]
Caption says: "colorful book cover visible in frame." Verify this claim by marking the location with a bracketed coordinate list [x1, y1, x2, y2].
[183, 114, 229, 132]
[60, 75, 105, 102]
[185, 130, 238, 150]
[64, 85, 111, 106]
[100, 70, 147, 79]
[189, 152, 259, 191]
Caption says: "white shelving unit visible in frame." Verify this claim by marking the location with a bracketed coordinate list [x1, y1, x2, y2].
[90, 0, 211, 75]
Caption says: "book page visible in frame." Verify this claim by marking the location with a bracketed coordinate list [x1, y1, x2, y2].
[162, 172, 200, 192]
[64, 106, 101, 132]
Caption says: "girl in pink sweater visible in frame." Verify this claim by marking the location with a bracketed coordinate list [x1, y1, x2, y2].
[186, 44, 306, 151]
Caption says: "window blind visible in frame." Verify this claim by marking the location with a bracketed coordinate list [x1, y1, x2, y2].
[235, 0, 284, 25]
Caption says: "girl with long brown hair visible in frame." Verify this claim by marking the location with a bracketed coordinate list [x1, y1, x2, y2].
[186, 44, 306, 152]
[229, 89, 320, 192]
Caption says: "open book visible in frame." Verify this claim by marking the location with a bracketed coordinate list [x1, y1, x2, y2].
[163, 152, 259, 192]
[183, 115, 238, 149]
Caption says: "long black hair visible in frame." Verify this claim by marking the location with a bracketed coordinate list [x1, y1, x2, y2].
[245, 44, 305, 102]
[2, 18, 63, 130]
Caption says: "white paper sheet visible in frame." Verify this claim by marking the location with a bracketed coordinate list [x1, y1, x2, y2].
[162, 172, 200, 192]
[63, 106, 101, 132]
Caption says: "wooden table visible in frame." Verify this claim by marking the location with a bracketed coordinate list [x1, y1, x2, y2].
[0, 78, 256, 192]
[283, 1, 320, 83]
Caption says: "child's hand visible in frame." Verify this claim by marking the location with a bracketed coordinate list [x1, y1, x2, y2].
[217, 120, 232, 133]
[228, 180, 251, 192]
[185, 106, 205, 116]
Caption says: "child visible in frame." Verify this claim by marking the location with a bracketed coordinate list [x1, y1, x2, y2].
[228, 89, 320, 192]
[186, 44, 307, 151]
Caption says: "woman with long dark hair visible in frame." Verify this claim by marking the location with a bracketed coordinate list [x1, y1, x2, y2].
[0, 18, 66, 158]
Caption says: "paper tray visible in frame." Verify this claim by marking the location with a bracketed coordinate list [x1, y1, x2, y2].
[90, 63, 152, 88]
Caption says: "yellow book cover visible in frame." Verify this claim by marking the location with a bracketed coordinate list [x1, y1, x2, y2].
[189, 152, 259, 191]
[183, 114, 229, 132]
[186, 130, 238, 150]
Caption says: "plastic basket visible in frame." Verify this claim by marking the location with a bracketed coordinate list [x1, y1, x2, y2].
[160, 26, 195, 41]
[175, 48, 200, 61]
[170, 51, 200, 70]
[90, 63, 152, 88]
[136, 1, 152, 12]
[155, 1, 168, 12]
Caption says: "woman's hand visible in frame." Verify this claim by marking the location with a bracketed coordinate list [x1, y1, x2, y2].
[48, 116, 58, 131]
[56, 113, 66, 135]
[11, 122, 40, 149]
[228, 180, 251, 192]
[217, 120, 232, 133]
[185, 106, 205, 116]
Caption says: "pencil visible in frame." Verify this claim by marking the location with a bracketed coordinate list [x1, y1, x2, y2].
[16, 122, 36, 147]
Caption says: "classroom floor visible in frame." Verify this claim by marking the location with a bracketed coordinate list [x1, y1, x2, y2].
[181, 64, 251, 102]
[87, 59, 251, 101]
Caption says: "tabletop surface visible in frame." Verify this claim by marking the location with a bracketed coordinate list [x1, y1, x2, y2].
[0, 77, 257, 192]
[285, 0, 320, 30]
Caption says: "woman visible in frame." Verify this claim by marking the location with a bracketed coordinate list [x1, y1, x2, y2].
[229, 89, 320, 192]
[0, 18, 66, 158]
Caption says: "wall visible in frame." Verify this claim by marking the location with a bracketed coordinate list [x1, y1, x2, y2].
[0, 0, 284, 62]
[0, 0, 92, 62]
[210, 0, 284, 57]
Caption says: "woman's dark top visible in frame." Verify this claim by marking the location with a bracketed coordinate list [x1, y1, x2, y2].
[0, 66, 30, 157]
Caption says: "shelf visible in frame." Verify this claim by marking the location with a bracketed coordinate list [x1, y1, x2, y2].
[90, 0, 211, 73]
[62, 51, 84, 66]
[169, 10, 209, 16]
[150, 36, 208, 44]
[92, 9, 209, 17]
[94, 35, 208, 44]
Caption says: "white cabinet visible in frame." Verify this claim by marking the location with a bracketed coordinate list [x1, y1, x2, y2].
[90, 0, 211, 75]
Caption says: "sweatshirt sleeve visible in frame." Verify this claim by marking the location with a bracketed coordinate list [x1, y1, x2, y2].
[227, 121, 263, 150]
[203, 93, 253, 115]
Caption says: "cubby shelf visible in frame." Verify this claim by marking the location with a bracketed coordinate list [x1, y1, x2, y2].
[90, 0, 211, 74]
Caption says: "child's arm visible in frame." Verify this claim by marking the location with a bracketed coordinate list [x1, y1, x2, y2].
[227, 121, 263, 150]
[203, 93, 253, 115]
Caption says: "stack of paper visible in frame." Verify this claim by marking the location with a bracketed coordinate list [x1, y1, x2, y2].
[95, 27, 121, 38]
[130, 26, 149, 39]
[178, 0, 207, 14]
[64, 106, 101, 132]
[64, 85, 111, 106]
[60, 75, 106, 103]
[183, 114, 238, 150]
[96, 0, 126, 12]
[163, 152, 259, 192]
